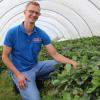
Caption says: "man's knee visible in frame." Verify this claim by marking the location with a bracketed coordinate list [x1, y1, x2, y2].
[22, 91, 40, 100]
[48, 60, 58, 66]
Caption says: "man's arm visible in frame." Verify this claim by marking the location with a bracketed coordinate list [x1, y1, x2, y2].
[45, 44, 78, 69]
[2, 45, 21, 76]
[2, 45, 28, 89]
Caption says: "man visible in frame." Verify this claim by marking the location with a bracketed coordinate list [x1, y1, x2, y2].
[2, 1, 78, 100]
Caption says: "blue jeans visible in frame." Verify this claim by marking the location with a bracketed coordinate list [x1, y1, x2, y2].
[11, 60, 58, 100]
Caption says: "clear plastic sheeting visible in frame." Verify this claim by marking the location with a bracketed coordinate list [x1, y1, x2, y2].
[0, 0, 100, 45]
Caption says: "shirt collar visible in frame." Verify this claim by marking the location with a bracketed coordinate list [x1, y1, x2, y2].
[19, 22, 37, 34]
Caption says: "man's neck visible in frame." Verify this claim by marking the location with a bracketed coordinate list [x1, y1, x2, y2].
[23, 21, 35, 35]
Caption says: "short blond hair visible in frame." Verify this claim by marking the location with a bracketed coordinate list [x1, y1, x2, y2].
[25, 1, 40, 9]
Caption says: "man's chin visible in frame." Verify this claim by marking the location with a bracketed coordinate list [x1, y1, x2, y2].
[29, 20, 37, 24]
[30, 22, 35, 24]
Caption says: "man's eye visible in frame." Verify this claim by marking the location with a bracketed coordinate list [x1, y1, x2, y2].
[28, 10, 39, 15]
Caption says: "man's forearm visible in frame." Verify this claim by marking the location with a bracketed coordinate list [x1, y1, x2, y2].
[53, 53, 76, 65]
[2, 55, 20, 77]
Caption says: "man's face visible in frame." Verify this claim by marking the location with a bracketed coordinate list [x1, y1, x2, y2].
[24, 4, 40, 24]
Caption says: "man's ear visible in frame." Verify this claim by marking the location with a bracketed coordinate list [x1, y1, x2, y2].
[24, 10, 26, 14]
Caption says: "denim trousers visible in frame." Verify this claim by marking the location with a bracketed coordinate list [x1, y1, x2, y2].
[11, 60, 58, 100]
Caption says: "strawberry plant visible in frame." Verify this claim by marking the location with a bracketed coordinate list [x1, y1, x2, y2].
[39, 36, 100, 100]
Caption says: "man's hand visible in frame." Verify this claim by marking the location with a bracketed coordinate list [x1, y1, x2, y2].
[72, 61, 78, 70]
[16, 73, 28, 89]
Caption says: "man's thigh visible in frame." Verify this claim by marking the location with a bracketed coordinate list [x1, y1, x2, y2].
[11, 71, 40, 100]
[36, 60, 58, 78]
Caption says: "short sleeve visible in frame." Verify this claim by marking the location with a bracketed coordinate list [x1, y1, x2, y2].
[42, 32, 51, 45]
[4, 29, 14, 48]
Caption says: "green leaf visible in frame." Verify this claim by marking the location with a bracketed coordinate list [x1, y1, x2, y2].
[93, 70, 100, 76]
[62, 92, 72, 100]
[65, 64, 72, 75]
[57, 71, 67, 80]
[72, 56, 77, 61]
[52, 79, 60, 86]
[87, 85, 97, 93]
[73, 88, 83, 96]
[73, 95, 80, 100]
[92, 78, 100, 86]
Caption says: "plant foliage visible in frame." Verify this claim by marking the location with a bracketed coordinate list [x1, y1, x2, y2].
[39, 36, 100, 100]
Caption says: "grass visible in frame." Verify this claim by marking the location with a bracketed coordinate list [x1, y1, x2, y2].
[0, 70, 53, 100]
[0, 70, 22, 100]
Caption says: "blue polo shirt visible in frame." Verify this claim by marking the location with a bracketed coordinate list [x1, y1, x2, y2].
[4, 22, 51, 72]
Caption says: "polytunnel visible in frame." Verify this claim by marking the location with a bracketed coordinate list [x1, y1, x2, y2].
[0, 0, 100, 45]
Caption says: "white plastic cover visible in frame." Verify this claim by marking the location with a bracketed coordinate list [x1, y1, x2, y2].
[0, 0, 100, 45]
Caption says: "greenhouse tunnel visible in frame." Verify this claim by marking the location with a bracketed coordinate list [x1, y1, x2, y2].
[0, 0, 100, 100]
[0, 0, 100, 45]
